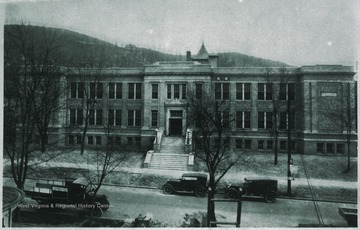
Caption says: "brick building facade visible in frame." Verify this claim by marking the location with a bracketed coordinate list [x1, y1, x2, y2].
[53, 44, 357, 156]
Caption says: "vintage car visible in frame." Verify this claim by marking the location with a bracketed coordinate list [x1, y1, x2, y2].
[225, 177, 278, 203]
[162, 172, 208, 197]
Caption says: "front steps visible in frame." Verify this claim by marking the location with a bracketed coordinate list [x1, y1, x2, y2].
[148, 152, 189, 171]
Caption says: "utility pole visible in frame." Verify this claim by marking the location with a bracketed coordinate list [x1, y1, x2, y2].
[287, 88, 292, 195]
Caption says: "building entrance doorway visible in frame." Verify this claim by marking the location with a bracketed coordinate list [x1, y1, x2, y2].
[169, 118, 182, 136]
[168, 110, 183, 136]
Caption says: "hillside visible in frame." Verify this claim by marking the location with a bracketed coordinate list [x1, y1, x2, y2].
[4, 24, 289, 68]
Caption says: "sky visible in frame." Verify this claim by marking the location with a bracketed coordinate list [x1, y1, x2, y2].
[2, 0, 360, 67]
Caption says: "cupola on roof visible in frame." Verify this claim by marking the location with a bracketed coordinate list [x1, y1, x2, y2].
[195, 42, 209, 60]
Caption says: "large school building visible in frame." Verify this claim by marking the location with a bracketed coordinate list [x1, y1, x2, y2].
[53, 44, 357, 156]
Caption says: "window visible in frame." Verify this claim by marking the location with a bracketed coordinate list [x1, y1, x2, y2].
[326, 143, 334, 154]
[151, 110, 158, 127]
[337, 144, 344, 154]
[280, 112, 287, 130]
[245, 140, 252, 150]
[70, 82, 84, 99]
[267, 140, 273, 150]
[108, 136, 114, 146]
[116, 136, 121, 146]
[196, 84, 203, 99]
[167, 84, 187, 99]
[76, 135, 82, 145]
[236, 111, 251, 129]
[135, 137, 141, 147]
[127, 137, 133, 146]
[174, 84, 180, 99]
[258, 112, 264, 129]
[258, 140, 264, 150]
[280, 141, 287, 150]
[109, 83, 122, 99]
[128, 83, 142, 99]
[290, 141, 296, 151]
[89, 109, 102, 125]
[90, 83, 103, 99]
[258, 112, 273, 129]
[88, 136, 93, 145]
[236, 139, 242, 149]
[236, 83, 251, 100]
[96, 136, 101, 145]
[280, 83, 295, 100]
[215, 83, 229, 100]
[317, 143, 324, 153]
[222, 111, 229, 129]
[70, 109, 83, 125]
[68, 135, 74, 145]
[108, 110, 121, 126]
[128, 110, 141, 127]
[258, 83, 273, 100]
[152, 84, 158, 99]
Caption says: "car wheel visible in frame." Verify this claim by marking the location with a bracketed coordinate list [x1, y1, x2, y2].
[194, 188, 205, 197]
[101, 198, 110, 211]
[92, 206, 103, 217]
[163, 184, 173, 195]
[241, 187, 248, 197]
[265, 191, 276, 203]
[226, 188, 238, 199]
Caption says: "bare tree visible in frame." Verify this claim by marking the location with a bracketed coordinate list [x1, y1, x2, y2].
[4, 23, 68, 189]
[323, 82, 357, 172]
[187, 88, 241, 226]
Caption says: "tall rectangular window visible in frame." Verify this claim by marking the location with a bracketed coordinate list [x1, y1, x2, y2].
[128, 110, 141, 127]
[152, 84, 158, 99]
[151, 110, 158, 127]
[90, 83, 103, 99]
[280, 83, 295, 100]
[244, 111, 251, 128]
[266, 112, 273, 129]
[317, 143, 324, 153]
[167, 84, 171, 99]
[196, 84, 203, 99]
[128, 83, 142, 99]
[70, 109, 76, 125]
[71, 83, 77, 98]
[236, 111, 251, 129]
[108, 110, 121, 126]
[222, 111, 229, 129]
[71, 83, 84, 99]
[77, 109, 83, 125]
[236, 83, 251, 100]
[258, 112, 264, 129]
[258, 140, 264, 150]
[215, 83, 230, 100]
[109, 83, 122, 99]
[266, 83, 272, 100]
[182, 84, 186, 99]
[174, 84, 180, 99]
[70, 109, 82, 125]
[258, 83, 272, 100]
[96, 136, 101, 145]
[96, 109, 102, 125]
[279, 112, 287, 130]
[88, 136, 93, 145]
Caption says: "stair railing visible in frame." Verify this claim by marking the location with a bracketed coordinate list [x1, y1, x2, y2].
[153, 129, 164, 152]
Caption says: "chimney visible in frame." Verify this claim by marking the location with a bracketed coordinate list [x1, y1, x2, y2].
[186, 51, 191, 61]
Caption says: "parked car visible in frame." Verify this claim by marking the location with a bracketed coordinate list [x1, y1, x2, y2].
[225, 177, 278, 203]
[162, 172, 208, 197]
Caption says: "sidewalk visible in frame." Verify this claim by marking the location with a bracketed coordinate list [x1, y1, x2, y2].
[35, 161, 357, 190]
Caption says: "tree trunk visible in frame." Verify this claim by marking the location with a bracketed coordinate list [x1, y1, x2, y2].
[207, 186, 217, 227]
[274, 133, 278, 165]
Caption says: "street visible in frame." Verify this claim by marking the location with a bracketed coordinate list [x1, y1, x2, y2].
[4, 178, 355, 227]
[98, 186, 355, 227]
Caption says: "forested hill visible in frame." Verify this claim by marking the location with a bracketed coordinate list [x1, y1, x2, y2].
[4, 24, 289, 68]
